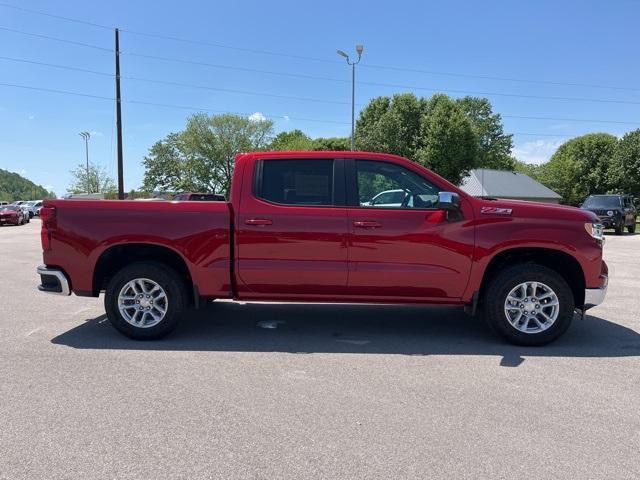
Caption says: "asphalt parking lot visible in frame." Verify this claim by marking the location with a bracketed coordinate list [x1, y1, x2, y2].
[1, 219, 639, 479]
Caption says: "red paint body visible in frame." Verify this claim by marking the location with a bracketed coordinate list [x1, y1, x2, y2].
[41, 151, 606, 306]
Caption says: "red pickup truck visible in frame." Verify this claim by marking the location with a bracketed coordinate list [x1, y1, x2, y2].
[36, 151, 608, 345]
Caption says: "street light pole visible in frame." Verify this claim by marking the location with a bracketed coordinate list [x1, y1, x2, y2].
[337, 44, 364, 151]
[79, 131, 91, 193]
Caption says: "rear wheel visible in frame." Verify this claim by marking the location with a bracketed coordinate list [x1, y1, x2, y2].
[482, 264, 574, 346]
[628, 221, 636, 233]
[104, 262, 188, 340]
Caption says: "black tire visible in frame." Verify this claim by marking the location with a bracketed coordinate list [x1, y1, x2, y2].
[628, 221, 636, 234]
[615, 222, 624, 235]
[104, 262, 188, 340]
[482, 264, 575, 346]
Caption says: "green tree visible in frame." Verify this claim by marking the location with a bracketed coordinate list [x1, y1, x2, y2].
[143, 113, 274, 195]
[609, 129, 640, 198]
[541, 133, 618, 204]
[416, 95, 478, 184]
[513, 159, 543, 181]
[142, 133, 195, 192]
[312, 136, 349, 151]
[355, 93, 426, 159]
[457, 96, 514, 170]
[67, 161, 116, 195]
[269, 129, 314, 150]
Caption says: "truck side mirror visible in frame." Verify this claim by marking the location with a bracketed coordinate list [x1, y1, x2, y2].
[438, 191, 461, 211]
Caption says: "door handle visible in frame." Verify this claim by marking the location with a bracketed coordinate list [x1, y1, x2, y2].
[245, 218, 273, 226]
[353, 220, 382, 229]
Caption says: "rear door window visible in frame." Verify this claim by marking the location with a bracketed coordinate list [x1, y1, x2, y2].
[256, 159, 337, 206]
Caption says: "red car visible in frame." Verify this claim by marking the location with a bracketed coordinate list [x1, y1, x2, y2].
[36, 151, 608, 345]
[0, 205, 25, 226]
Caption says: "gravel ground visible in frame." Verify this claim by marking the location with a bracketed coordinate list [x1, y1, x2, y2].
[1, 220, 639, 479]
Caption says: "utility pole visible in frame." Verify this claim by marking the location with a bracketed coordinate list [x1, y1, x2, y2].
[337, 45, 364, 151]
[115, 28, 125, 199]
[79, 131, 91, 193]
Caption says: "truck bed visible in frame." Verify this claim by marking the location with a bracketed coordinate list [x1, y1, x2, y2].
[42, 199, 232, 298]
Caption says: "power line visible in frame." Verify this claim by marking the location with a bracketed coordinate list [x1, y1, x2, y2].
[1, 1, 638, 93]
[3, 25, 640, 106]
[0, 82, 113, 100]
[2, 55, 640, 127]
[360, 64, 640, 93]
[0, 55, 113, 77]
[0, 2, 112, 29]
[0, 26, 112, 51]
[0, 81, 623, 137]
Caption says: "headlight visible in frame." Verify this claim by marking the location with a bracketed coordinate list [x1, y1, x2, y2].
[585, 223, 604, 241]
[607, 210, 614, 216]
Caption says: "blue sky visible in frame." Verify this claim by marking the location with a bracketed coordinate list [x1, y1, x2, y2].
[1, 0, 639, 196]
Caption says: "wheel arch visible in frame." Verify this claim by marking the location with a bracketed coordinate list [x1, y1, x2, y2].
[479, 247, 586, 308]
[93, 243, 195, 303]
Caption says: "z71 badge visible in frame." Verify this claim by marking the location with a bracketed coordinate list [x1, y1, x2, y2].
[481, 206, 513, 215]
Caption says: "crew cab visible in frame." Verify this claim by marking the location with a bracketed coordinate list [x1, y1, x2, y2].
[36, 151, 608, 345]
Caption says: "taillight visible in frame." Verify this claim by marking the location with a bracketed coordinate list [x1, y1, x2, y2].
[40, 206, 56, 251]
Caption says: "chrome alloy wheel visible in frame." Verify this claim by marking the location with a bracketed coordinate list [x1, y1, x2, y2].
[117, 278, 168, 328]
[504, 281, 559, 334]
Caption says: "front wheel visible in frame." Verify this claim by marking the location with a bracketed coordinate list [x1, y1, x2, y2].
[482, 264, 575, 346]
[104, 262, 188, 340]
[615, 222, 624, 235]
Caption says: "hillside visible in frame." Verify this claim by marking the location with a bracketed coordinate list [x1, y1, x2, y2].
[0, 168, 55, 202]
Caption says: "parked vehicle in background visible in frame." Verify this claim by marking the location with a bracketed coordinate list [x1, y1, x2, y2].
[174, 192, 225, 201]
[581, 194, 637, 234]
[37, 151, 608, 346]
[22, 201, 37, 218]
[0, 205, 25, 225]
[367, 188, 437, 208]
[33, 200, 43, 216]
[19, 205, 30, 223]
[0, 201, 9, 206]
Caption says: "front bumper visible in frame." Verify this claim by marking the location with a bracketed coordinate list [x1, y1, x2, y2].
[584, 275, 608, 310]
[37, 265, 71, 296]
[598, 217, 622, 229]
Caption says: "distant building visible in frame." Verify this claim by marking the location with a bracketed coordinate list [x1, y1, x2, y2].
[460, 169, 561, 204]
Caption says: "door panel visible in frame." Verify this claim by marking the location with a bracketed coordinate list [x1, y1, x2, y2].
[236, 158, 349, 297]
[347, 159, 474, 300]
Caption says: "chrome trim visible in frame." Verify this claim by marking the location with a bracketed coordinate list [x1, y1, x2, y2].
[37, 265, 71, 296]
[584, 275, 608, 309]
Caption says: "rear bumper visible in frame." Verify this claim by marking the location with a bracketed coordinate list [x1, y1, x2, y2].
[37, 265, 71, 296]
[584, 275, 608, 310]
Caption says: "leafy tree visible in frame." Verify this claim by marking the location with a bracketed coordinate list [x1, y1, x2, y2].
[416, 95, 478, 184]
[355, 93, 426, 159]
[143, 113, 274, 195]
[312, 136, 349, 151]
[67, 161, 116, 195]
[609, 129, 640, 198]
[513, 159, 543, 181]
[457, 96, 514, 170]
[0, 169, 54, 201]
[541, 133, 618, 204]
[269, 129, 314, 150]
[142, 133, 195, 192]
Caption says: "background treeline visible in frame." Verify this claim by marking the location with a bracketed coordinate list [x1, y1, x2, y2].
[0, 168, 55, 202]
[136, 93, 640, 204]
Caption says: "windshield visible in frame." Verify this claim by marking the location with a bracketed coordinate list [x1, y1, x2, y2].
[1, 205, 19, 211]
[582, 196, 622, 209]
